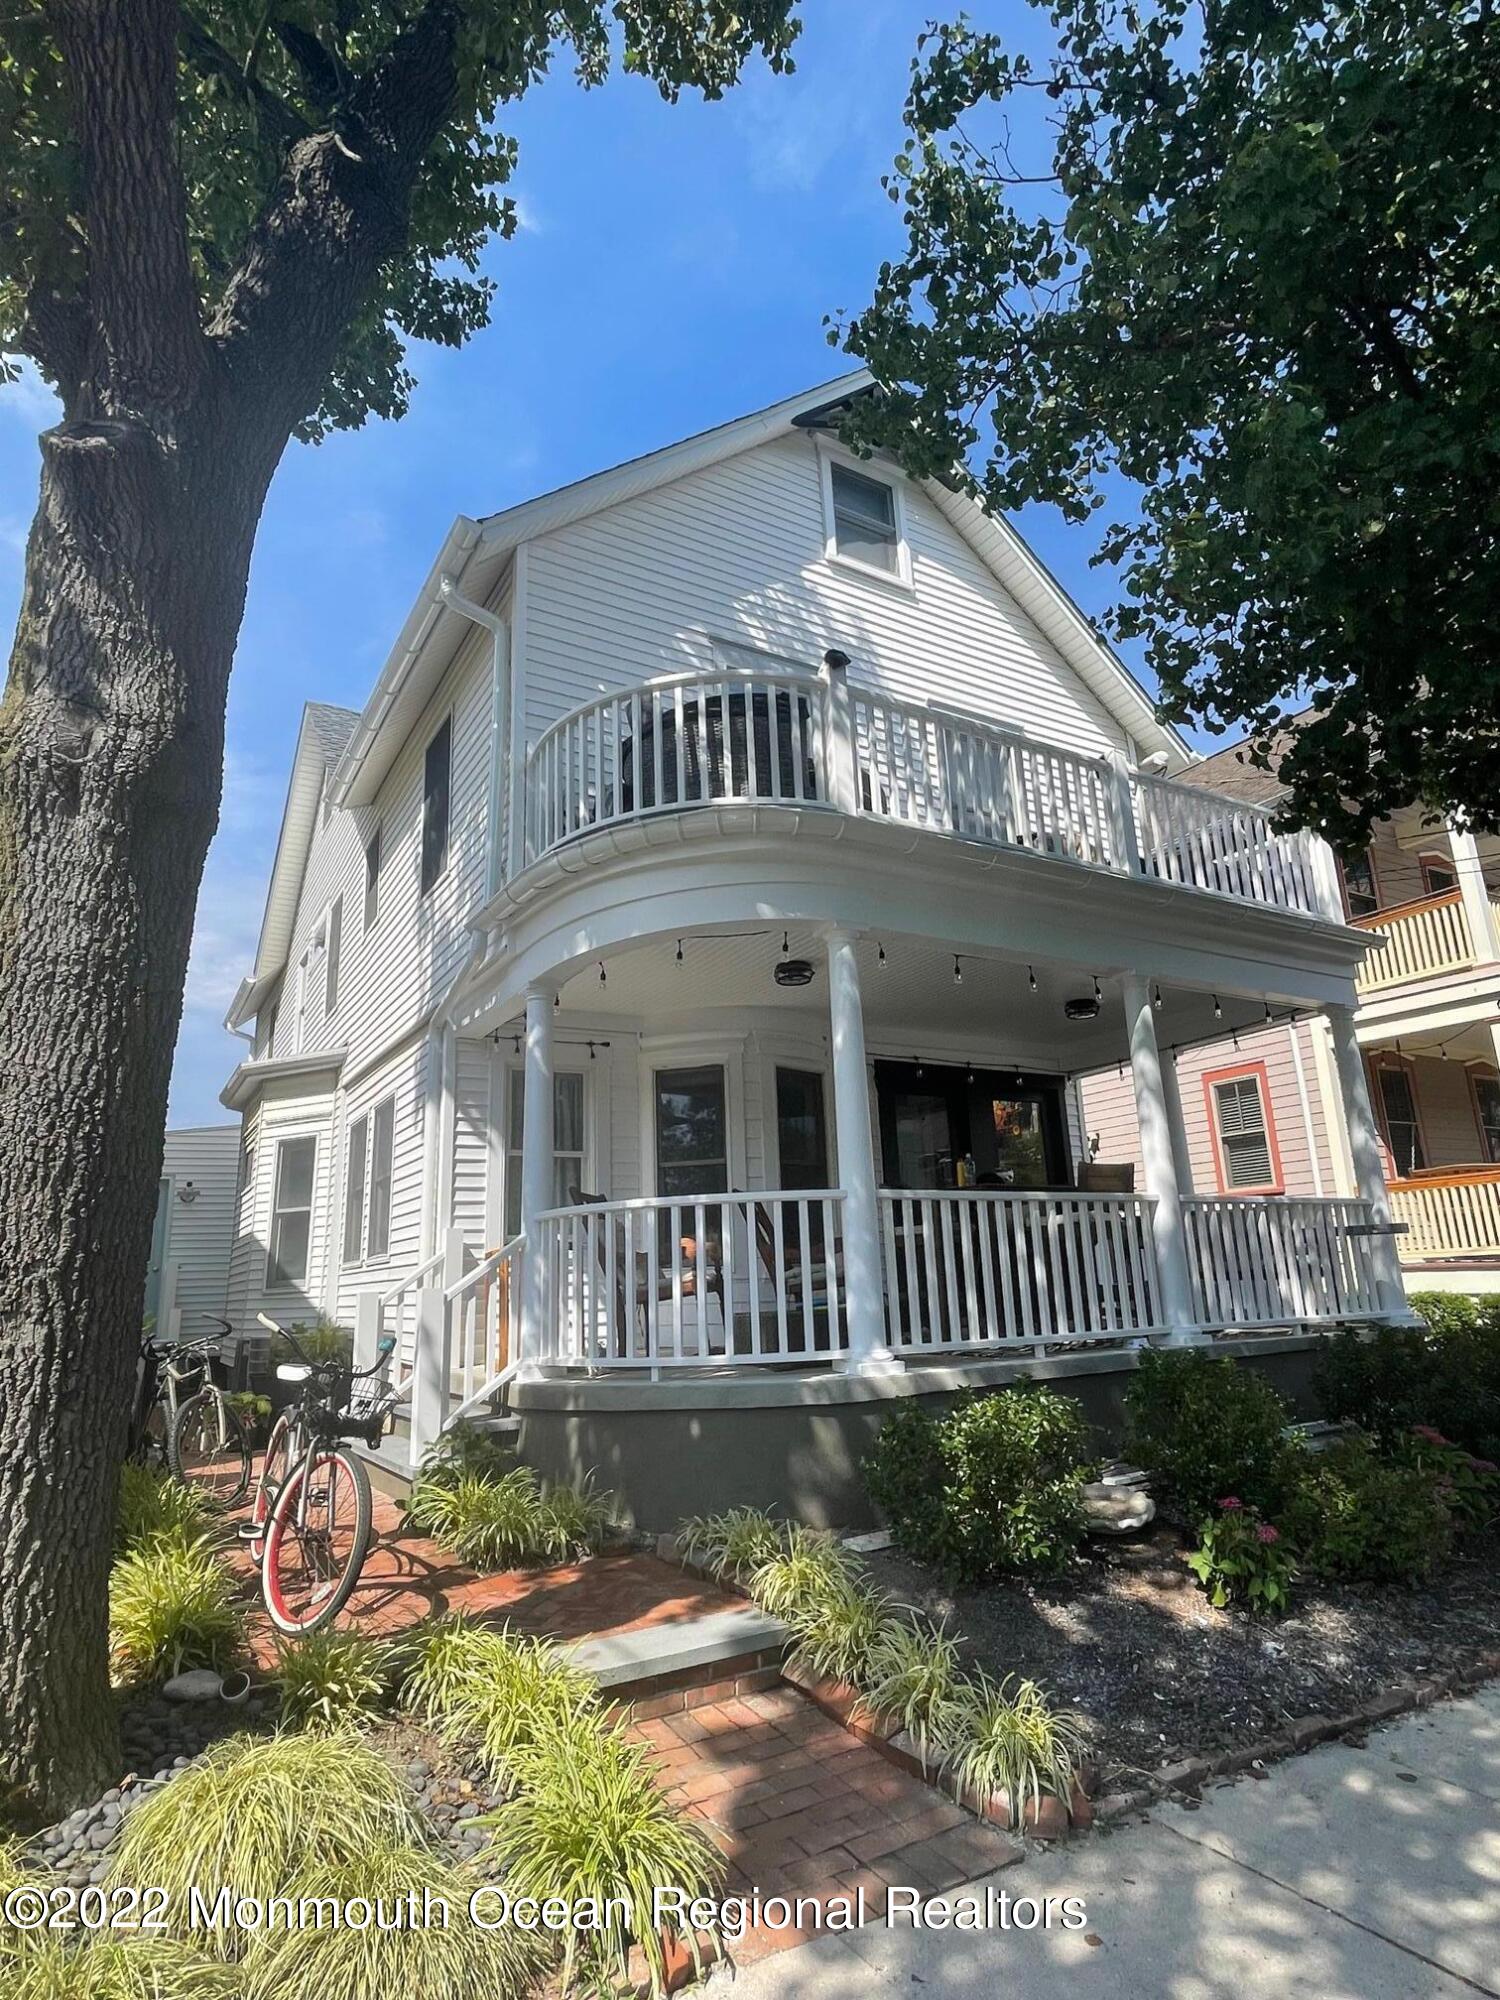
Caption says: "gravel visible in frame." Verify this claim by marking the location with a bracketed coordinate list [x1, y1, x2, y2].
[862, 1528, 1500, 1789]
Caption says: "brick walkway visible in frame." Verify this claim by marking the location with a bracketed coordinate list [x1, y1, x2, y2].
[233, 1488, 741, 1668]
[631, 1683, 1021, 1965]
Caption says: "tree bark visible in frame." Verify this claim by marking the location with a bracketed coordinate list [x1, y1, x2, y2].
[0, 403, 266, 1816]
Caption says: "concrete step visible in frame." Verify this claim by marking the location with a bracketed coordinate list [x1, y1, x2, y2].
[565, 1603, 790, 1702]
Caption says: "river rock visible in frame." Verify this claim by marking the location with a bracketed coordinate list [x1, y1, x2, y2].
[1082, 1481, 1156, 1535]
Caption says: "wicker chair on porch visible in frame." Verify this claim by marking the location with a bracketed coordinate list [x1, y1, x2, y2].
[568, 1188, 726, 1353]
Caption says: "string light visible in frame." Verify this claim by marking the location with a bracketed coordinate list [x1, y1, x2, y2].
[782, 930, 789, 954]
[1152, 982, 1163, 1012]
[1264, 1001, 1274, 1026]
[1028, 965, 1038, 993]
[1212, 994, 1222, 1020]
[915, 1055, 925, 1079]
[877, 941, 887, 968]
[966, 1060, 975, 1084]
[588, 1040, 597, 1062]
[953, 956, 963, 986]
[675, 939, 684, 965]
[598, 962, 607, 986]
[1093, 974, 1102, 1004]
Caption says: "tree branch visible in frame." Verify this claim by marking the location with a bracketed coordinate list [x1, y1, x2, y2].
[177, 5, 310, 151]
[43, 0, 207, 417]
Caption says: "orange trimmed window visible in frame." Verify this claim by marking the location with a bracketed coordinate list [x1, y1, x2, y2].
[1204, 1062, 1284, 1194]
[1419, 851, 1457, 895]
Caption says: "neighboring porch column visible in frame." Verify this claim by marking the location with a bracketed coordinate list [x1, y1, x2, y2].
[1121, 974, 1200, 1342]
[516, 981, 555, 1375]
[1324, 1001, 1407, 1313]
[1448, 825, 1500, 964]
[825, 927, 900, 1374]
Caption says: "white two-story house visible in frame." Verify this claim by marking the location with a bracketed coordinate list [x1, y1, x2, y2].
[222, 374, 1409, 1524]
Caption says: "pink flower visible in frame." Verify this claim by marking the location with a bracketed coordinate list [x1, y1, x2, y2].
[1256, 1524, 1280, 1545]
[1467, 1457, 1498, 1476]
[1413, 1425, 1448, 1446]
[1218, 1496, 1244, 1512]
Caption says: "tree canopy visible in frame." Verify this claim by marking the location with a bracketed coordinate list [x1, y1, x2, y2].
[836, 0, 1500, 844]
[2, 0, 798, 437]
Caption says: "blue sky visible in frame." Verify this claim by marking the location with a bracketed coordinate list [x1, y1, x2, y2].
[0, 0, 1181, 1128]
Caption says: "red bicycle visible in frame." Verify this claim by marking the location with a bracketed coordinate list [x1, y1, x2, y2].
[247, 1312, 398, 1635]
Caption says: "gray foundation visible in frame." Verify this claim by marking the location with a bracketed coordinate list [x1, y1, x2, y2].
[511, 1335, 1329, 1532]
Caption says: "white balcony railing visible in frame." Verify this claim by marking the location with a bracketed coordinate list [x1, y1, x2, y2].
[540, 1190, 847, 1374]
[521, 664, 1338, 922]
[1182, 1196, 1383, 1327]
[1389, 1169, 1500, 1263]
[877, 1188, 1163, 1351]
[1352, 890, 1488, 994]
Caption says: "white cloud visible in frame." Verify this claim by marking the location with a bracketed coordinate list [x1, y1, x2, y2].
[511, 193, 546, 236]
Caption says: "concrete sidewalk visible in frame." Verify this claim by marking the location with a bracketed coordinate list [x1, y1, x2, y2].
[714, 1684, 1500, 1999]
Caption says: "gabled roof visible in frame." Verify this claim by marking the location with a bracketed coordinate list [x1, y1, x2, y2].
[332, 371, 1191, 808]
[1190, 715, 1311, 808]
[226, 702, 358, 1029]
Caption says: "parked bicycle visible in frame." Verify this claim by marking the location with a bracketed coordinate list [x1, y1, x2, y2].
[245, 1312, 398, 1636]
[129, 1317, 253, 1506]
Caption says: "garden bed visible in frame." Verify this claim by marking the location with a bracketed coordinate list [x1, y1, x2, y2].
[858, 1527, 1500, 1789]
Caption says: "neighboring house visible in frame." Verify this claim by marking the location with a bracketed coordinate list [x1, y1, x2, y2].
[220, 373, 1410, 1523]
[145, 1126, 241, 1339]
[1080, 729, 1500, 1297]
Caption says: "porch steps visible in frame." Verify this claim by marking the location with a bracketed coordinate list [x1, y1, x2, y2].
[566, 1603, 790, 1711]
[351, 1405, 521, 1499]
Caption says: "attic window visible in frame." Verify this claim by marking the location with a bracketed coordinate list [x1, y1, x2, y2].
[828, 463, 902, 577]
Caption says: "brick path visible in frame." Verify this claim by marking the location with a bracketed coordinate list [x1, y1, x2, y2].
[630, 1683, 1021, 1965]
[233, 1488, 741, 1668]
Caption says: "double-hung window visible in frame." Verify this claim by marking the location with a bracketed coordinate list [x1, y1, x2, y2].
[342, 1095, 395, 1264]
[266, 1135, 316, 1288]
[324, 898, 343, 1016]
[364, 826, 382, 931]
[828, 462, 901, 576]
[1372, 1060, 1426, 1178]
[1472, 1071, 1500, 1164]
[504, 1071, 586, 1236]
[1207, 1068, 1280, 1192]
[774, 1067, 830, 1189]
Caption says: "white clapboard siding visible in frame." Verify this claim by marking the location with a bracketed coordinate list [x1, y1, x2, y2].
[231, 1074, 337, 1331]
[451, 1039, 493, 1250]
[160, 1126, 240, 1331]
[520, 433, 1127, 759]
[333, 1038, 430, 1327]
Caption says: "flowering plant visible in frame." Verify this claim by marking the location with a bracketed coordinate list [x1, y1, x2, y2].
[1186, 1498, 1298, 1614]
[1394, 1426, 1500, 1540]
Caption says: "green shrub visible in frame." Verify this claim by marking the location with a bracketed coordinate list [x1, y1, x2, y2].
[115, 1463, 214, 1555]
[108, 1531, 243, 1684]
[273, 1319, 352, 1368]
[107, 1733, 426, 1957]
[225, 1391, 273, 1444]
[12, 1936, 240, 2000]
[1393, 1427, 1500, 1540]
[863, 1386, 1094, 1585]
[747, 1524, 859, 1620]
[478, 1704, 723, 1999]
[1316, 1311, 1500, 1461]
[276, 1628, 394, 1733]
[786, 1573, 895, 1686]
[1, 1838, 46, 1974]
[400, 1614, 596, 1773]
[1281, 1438, 1453, 1584]
[1186, 1500, 1298, 1613]
[941, 1674, 1088, 1826]
[410, 1417, 517, 1490]
[241, 1839, 543, 2000]
[1124, 1350, 1293, 1518]
[863, 1616, 964, 1769]
[678, 1506, 785, 1583]
[407, 1463, 609, 1570]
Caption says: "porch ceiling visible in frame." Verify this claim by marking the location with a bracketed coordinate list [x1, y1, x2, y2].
[482, 925, 1308, 1075]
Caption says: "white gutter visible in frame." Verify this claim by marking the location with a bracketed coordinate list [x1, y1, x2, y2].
[439, 576, 511, 900]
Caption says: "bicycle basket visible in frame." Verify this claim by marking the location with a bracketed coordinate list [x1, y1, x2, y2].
[344, 1374, 403, 1442]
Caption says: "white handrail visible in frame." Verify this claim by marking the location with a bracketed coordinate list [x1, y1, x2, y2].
[1181, 1196, 1383, 1326]
[442, 1234, 524, 1420]
[539, 1190, 847, 1376]
[877, 1187, 1163, 1351]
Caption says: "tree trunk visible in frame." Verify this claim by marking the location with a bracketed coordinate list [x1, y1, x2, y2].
[0, 405, 268, 1818]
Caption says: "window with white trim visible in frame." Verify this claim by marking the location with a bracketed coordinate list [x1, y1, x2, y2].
[325, 897, 343, 1016]
[364, 826, 382, 931]
[421, 716, 452, 896]
[1210, 1073, 1275, 1190]
[367, 1096, 395, 1259]
[266, 1135, 316, 1288]
[1473, 1071, 1500, 1164]
[342, 1114, 368, 1266]
[504, 1071, 585, 1237]
[828, 462, 900, 575]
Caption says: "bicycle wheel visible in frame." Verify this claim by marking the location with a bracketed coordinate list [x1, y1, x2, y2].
[261, 1448, 372, 1636]
[169, 1391, 252, 1507]
[243, 1409, 298, 1560]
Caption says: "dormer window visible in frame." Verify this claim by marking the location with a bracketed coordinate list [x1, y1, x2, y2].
[828, 463, 901, 575]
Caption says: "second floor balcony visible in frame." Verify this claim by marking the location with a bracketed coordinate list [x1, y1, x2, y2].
[1352, 887, 1500, 997]
[518, 662, 1342, 926]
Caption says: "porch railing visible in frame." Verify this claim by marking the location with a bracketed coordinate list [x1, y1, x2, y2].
[877, 1188, 1163, 1352]
[1129, 773, 1326, 917]
[1352, 889, 1483, 993]
[443, 1234, 523, 1422]
[1182, 1196, 1382, 1327]
[520, 665, 1340, 921]
[540, 1190, 847, 1374]
[1388, 1168, 1500, 1263]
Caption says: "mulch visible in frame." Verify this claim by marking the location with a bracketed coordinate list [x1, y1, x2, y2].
[860, 1526, 1500, 1791]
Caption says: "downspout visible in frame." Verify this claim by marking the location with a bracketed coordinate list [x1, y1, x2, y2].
[439, 576, 511, 900]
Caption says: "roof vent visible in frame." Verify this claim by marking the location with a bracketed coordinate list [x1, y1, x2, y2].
[1064, 995, 1101, 1021]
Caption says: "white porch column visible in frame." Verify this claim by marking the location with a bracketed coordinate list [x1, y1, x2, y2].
[516, 982, 555, 1375]
[1324, 1001, 1407, 1312]
[826, 927, 899, 1374]
[1121, 974, 1200, 1342]
[1449, 825, 1500, 964]
[1160, 1048, 1194, 1196]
